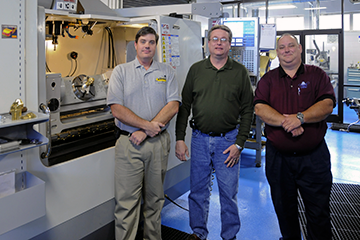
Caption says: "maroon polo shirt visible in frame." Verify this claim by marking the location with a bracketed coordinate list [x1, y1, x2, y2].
[254, 63, 336, 154]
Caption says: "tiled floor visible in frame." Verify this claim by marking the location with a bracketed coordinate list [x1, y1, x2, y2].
[161, 116, 360, 239]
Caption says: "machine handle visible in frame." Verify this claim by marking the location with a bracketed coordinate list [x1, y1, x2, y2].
[39, 103, 52, 159]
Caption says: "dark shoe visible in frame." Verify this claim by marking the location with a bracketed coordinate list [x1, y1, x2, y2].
[187, 233, 201, 240]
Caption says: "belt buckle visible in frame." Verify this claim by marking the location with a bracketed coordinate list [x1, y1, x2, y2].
[208, 132, 224, 137]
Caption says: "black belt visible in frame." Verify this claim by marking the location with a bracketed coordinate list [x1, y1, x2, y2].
[115, 126, 166, 139]
[193, 128, 228, 137]
[192, 126, 229, 137]
[116, 128, 132, 137]
[189, 118, 229, 137]
[207, 131, 228, 137]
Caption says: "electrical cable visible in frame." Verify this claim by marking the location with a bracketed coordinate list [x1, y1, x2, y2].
[65, 58, 77, 77]
[110, 30, 115, 67]
[46, 62, 51, 72]
[105, 27, 117, 68]
[64, 26, 78, 39]
[105, 27, 111, 68]
[70, 59, 77, 77]
[109, 30, 117, 67]
[164, 194, 189, 212]
[164, 168, 216, 212]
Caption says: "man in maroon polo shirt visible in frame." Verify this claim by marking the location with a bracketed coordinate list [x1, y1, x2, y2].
[254, 33, 336, 240]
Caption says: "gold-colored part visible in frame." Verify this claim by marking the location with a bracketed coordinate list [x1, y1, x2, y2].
[260, 56, 270, 77]
[14, 98, 24, 107]
[85, 77, 94, 87]
[269, 50, 277, 60]
[10, 99, 24, 120]
[60, 107, 107, 120]
[51, 120, 114, 142]
[20, 112, 36, 120]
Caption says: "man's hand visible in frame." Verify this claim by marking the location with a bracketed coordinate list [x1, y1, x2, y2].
[282, 114, 301, 133]
[144, 121, 165, 137]
[175, 140, 189, 161]
[291, 126, 304, 137]
[223, 144, 241, 168]
[129, 130, 147, 145]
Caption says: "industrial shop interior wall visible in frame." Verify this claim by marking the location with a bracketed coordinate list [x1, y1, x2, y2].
[45, 26, 139, 77]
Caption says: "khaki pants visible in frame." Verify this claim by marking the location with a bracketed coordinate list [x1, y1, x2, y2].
[114, 131, 170, 240]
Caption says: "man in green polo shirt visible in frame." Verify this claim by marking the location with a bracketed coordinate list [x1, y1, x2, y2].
[175, 25, 254, 240]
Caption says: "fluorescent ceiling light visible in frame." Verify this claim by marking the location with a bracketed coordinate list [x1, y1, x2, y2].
[304, 7, 327, 10]
[259, 5, 297, 10]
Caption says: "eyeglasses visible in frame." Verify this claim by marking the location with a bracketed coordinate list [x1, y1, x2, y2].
[210, 37, 228, 43]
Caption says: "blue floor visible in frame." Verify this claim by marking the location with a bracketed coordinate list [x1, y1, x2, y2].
[161, 125, 360, 240]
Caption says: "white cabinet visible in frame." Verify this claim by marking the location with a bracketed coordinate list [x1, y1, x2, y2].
[0, 111, 48, 235]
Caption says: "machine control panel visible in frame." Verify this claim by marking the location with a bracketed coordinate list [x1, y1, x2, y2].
[218, 17, 259, 77]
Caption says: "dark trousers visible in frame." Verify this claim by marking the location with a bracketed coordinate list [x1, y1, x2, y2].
[265, 140, 332, 240]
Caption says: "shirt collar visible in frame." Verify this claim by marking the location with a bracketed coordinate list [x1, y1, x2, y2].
[205, 56, 233, 70]
[279, 63, 304, 78]
[134, 57, 159, 71]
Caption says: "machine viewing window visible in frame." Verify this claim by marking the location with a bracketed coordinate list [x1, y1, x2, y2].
[221, 18, 257, 47]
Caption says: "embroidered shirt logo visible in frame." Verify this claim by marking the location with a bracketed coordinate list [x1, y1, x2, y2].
[299, 81, 309, 89]
[297, 81, 309, 96]
[156, 75, 167, 82]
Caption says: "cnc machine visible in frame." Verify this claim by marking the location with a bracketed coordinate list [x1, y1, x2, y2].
[0, 1, 221, 239]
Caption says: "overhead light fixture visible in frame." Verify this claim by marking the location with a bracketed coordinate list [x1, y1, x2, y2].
[304, 7, 327, 10]
[259, 5, 297, 10]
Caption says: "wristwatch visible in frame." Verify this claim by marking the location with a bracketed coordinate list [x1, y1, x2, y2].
[235, 144, 244, 151]
[296, 112, 305, 124]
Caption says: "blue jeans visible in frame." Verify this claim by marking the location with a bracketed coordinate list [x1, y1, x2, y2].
[189, 128, 241, 240]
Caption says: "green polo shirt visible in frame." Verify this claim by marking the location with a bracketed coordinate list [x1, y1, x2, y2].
[176, 57, 254, 147]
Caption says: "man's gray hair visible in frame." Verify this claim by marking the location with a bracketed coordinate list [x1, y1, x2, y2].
[208, 25, 232, 43]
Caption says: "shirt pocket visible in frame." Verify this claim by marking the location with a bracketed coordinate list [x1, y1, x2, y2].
[298, 86, 313, 111]
[224, 85, 239, 102]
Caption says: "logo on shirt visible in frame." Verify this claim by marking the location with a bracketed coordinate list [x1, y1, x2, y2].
[298, 81, 309, 89]
[156, 75, 167, 82]
[297, 81, 309, 96]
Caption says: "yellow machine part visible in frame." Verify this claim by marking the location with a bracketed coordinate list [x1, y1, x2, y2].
[260, 55, 270, 77]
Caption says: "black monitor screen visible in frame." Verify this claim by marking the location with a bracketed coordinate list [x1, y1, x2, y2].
[221, 18, 257, 47]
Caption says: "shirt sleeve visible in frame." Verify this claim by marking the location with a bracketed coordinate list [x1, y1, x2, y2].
[107, 65, 124, 107]
[254, 74, 271, 106]
[314, 67, 336, 107]
[165, 65, 182, 104]
[236, 68, 254, 147]
[175, 65, 194, 141]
